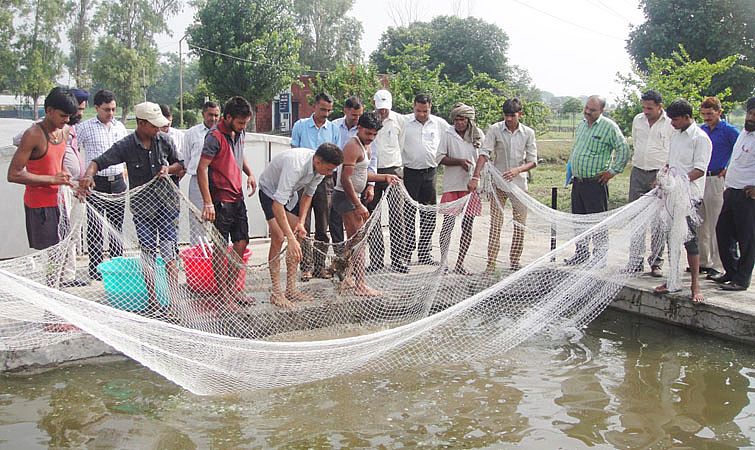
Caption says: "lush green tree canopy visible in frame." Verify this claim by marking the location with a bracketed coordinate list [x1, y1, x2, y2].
[293, 0, 363, 72]
[188, 0, 301, 125]
[627, 0, 755, 101]
[612, 46, 738, 134]
[371, 15, 510, 84]
[92, 0, 182, 119]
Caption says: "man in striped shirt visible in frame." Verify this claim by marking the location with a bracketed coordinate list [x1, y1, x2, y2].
[75, 89, 129, 280]
[565, 95, 629, 265]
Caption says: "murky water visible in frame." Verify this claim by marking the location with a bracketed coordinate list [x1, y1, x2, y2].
[1, 309, 753, 449]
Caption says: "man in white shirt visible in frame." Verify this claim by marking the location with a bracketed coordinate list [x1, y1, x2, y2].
[713, 97, 755, 291]
[655, 99, 712, 304]
[627, 90, 674, 276]
[469, 98, 537, 272]
[366, 90, 409, 273]
[257, 144, 343, 308]
[402, 93, 448, 267]
[76, 89, 128, 280]
[437, 103, 484, 274]
[183, 101, 221, 211]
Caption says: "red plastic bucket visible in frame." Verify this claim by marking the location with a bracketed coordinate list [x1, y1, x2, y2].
[180, 244, 252, 293]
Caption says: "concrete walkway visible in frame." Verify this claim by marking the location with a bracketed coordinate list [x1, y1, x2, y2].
[2, 229, 753, 373]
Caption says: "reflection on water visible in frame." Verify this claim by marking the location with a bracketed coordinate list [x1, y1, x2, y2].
[0, 310, 753, 449]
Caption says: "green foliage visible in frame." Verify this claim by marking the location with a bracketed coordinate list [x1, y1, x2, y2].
[293, 0, 363, 72]
[561, 97, 583, 115]
[182, 110, 198, 128]
[627, 0, 755, 101]
[0, 0, 22, 91]
[614, 45, 738, 132]
[311, 45, 549, 134]
[308, 63, 383, 119]
[92, 0, 182, 119]
[14, 0, 65, 117]
[147, 54, 203, 107]
[189, 0, 301, 120]
[66, 0, 96, 88]
[371, 15, 510, 84]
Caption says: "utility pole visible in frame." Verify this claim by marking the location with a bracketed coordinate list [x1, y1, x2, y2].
[179, 35, 186, 127]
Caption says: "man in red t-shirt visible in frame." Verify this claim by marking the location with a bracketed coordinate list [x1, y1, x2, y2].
[197, 97, 257, 308]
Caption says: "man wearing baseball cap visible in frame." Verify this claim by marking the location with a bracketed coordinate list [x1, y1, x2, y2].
[365, 89, 409, 273]
[80, 101, 184, 317]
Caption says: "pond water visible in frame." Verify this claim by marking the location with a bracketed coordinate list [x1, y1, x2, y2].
[1, 309, 753, 449]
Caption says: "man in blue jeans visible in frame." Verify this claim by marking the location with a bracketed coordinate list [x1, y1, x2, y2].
[80, 102, 184, 315]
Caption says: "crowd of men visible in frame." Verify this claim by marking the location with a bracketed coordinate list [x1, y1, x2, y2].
[7, 85, 754, 316]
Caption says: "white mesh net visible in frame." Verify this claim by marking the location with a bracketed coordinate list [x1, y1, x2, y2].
[0, 167, 695, 395]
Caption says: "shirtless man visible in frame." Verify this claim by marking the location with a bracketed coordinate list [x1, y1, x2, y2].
[332, 112, 399, 296]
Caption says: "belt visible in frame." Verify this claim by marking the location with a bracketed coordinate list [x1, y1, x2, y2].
[572, 175, 600, 183]
[94, 174, 123, 182]
[706, 168, 724, 176]
[405, 167, 436, 174]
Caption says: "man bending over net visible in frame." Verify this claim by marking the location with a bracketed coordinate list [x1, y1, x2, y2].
[332, 112, 399, 296]
[437, 103, 484, 275]
[257, 144, 343, 308]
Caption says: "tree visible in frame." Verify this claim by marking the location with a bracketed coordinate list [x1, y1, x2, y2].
[14, 0, 65, 119]
[308, 63, 383, 119]
[371, 15, 510, 84]
[188, 0, 301, 130]
[66, 0, 96, 88]
[91, 0, 182, 121]
[0, 0, 22, 91]
[561, 97, 583, 130]
[612, 45, 738, 134]
[147, 53, 203, 108]
[627, 0, 755, 101]
[293, 0, 363, 72]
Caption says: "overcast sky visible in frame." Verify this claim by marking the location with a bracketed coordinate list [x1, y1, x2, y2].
[158, 0, 645, 101]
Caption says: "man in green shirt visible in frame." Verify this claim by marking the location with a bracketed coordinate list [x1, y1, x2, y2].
[565, 95, 629, 265]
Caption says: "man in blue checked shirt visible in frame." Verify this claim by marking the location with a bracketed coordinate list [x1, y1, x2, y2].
[290, 92, 339, 281]
[564, 95, 629, 265]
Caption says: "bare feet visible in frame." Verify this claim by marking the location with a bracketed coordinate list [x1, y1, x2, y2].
[270, 291, 295, 309]
[286, 290, 314, 303]
[354, 284, 382, 297]
[691, 289, 704, 304]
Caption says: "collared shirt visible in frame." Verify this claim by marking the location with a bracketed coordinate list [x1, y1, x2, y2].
[332, 116, 378, 178]
[166, 127, 185, 159]
[569, 115, 630, 178]
[667, 124, 712, 200]
[437, 127, 484, 193]
[725, 129, 755, 190]
[202, 121, 246, 203]
[373, 110, 405, 169]
[183, 122, 212, 175]
[700, 120, 739, 171]
[258, 147, 324, 210]
[290, 115, 338, 150]
[402, 113, 448, 170]
[93, 132, 183, 189]
[480, 121, 537, 190]
[76, 116, 128, 177]
[631, 111, 674, 171]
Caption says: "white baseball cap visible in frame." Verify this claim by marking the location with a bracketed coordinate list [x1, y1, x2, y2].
[374, 90, 392, 110]
[134, 102, 170, 128]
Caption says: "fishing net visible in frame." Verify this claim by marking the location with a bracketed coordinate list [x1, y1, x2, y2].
[0, 167, 695, 395]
